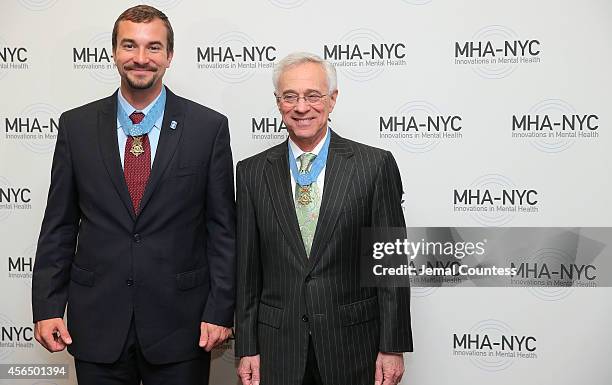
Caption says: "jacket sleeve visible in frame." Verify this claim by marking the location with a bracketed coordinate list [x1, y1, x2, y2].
[234, 160, 262, 357]
[373, 150, 414, 353]
[201, 116, 237, 327]
[32, 112, 81, 322]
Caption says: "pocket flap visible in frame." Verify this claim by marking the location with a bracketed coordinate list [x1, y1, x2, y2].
[258, 302, 283, 329]
[176, 267, 207, 290]
[70, 264, 94, 287]
[339, 297, 379, 326]
[174, 165, 199, 177]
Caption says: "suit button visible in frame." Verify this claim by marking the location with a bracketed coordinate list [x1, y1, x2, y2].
[126, 279, 134, 286]
[133, 234, 141, 243]
[302, 315, 309, 323]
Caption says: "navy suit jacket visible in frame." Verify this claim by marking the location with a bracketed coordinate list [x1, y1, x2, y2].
[32, 87, 236, 364]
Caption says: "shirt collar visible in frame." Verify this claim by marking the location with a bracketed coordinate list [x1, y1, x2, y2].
[288, 127, 330, 161]
[117, 87, 164, 129]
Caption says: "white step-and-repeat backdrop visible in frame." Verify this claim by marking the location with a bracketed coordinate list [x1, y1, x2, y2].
[1, 0, 611, 384]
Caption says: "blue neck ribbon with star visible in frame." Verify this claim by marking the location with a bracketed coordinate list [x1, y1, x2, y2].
[288, 130, 331, 186]
[117, 87, 166, 137]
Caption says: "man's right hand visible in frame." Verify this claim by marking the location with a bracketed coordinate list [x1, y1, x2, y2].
[34, 318, 72, 352]
[237, 355, 260, 385]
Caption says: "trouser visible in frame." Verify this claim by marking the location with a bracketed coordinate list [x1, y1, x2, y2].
[75, 318, 210, 385]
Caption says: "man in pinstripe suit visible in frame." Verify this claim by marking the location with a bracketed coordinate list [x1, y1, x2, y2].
[235, 52, 413, 385]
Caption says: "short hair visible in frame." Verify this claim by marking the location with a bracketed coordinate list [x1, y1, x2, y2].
[112, 5, 174, 53]
[273, 52, 337, 94]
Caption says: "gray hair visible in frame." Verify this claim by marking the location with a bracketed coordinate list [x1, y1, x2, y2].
[273, 52, 338, 94]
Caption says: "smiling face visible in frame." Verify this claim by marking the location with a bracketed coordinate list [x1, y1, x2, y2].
[276, 62, 338, 151]
[113, 18, 173, 94]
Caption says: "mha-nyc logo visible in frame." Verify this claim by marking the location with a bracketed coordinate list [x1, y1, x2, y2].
[512, 99, 600, 153]
[378, 100, 463, 153]
[72, 32, 118, 84]
[7, 255, 33, 281]
[251, 111, 287, 141]
[453, 174, 540, 226]
[4, 103, 60, 154]
[0, 46, 28, 69]
[0, 314, 34, 359]
[5, 243, 35, 286]
[453, 320, 537, 372]
[511, 259, 596, 288]
[196, 31, 276, 84]
[0, 40, 29, 79]
[454, 25, 541, 79]
[510, 246, 599, 293]
[0, 178, 33, 221]
[323, 28, 407, 82]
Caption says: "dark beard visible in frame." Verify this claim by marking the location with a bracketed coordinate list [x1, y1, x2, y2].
[125, 74, 156, 90]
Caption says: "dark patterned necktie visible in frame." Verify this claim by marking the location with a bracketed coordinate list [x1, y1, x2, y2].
[124, 111, 150, 214]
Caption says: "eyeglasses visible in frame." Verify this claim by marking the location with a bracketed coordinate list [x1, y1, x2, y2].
[275, 93, 328, 105]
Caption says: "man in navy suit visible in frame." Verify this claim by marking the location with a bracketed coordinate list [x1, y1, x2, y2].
[32, 5, 236, 384]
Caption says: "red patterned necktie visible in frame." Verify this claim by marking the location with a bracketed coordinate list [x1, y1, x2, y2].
[124, 111, 150, 214]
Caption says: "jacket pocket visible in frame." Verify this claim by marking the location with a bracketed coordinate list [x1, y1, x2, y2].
[167, 164, 200, 178]
[258, 302, 283, 329]
[176, 267, 207, 290]
[70, 264, 95, 287]
[339, 296, 379, 327]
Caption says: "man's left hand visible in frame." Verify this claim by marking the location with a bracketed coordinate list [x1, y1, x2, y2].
[199, 322, 232, 352]
[374, 352, 404, 385]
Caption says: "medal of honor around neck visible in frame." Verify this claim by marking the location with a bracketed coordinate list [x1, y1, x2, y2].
[118, 87, 166, 138]
[288, 130, 331, 188]
[129, 136, 145, 157]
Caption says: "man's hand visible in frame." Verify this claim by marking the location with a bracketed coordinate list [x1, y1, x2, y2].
[199, 322, 232, 352]
[237, 355, 260, 385]
[34, 318, 72, 352]
[375, 352, 404, 385]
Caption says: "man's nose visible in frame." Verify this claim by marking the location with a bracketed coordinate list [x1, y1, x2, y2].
[294, 98, 311, 113]
[133, 47, 149, 64]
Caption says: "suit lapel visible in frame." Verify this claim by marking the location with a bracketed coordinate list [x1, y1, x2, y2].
[98, 91, 136, 220]
[137, 87, 185, 217]
[265, 143, 308, 267]
[308, 131, 354, 270]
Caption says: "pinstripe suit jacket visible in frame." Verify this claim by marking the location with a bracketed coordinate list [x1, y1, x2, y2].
[235, 130, 412, 385]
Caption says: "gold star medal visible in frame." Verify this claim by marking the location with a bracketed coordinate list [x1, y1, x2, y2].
[130, 135, 145, 157]
[297, 185, 313, 206]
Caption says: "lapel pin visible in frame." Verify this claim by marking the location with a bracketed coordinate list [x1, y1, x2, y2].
[170, 121, 178, 130]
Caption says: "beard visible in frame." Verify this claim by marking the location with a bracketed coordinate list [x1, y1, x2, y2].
[125, 73, 156, 90]
[122, 66, 159, 90]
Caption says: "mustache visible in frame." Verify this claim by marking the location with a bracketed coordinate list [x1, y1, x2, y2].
[124, 64, 158, 72]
